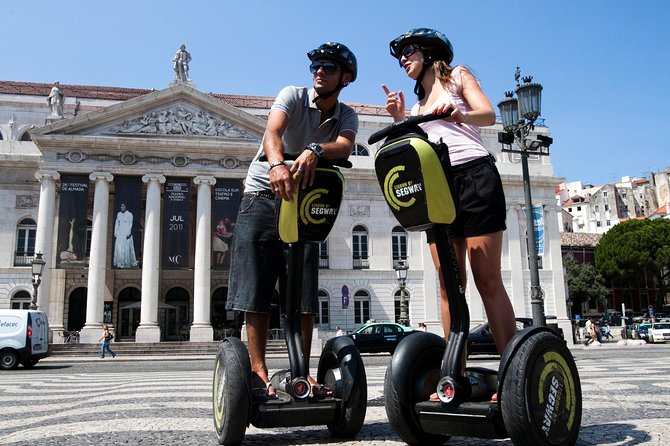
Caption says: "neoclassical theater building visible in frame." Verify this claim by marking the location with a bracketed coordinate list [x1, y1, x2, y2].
[0, 63, 572, 345]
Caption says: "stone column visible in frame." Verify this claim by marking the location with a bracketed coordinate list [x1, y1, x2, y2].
[136, 174, 166, 343]
[510, 204, 527, 315]
[34, 170, 60, 337]
[190, 176, 216, 342]
[79, 172, 113, 344]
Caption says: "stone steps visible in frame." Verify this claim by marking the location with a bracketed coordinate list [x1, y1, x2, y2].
[49, 339, 288, 356]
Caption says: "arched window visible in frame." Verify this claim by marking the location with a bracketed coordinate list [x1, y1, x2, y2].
[20, 132, 32, 141]
[15, 218, 37, 266]
[352, 143, 369, 156]
[391, 225, 407, 268]
[353, 290, 370, 325]
[315, 289, 329, 326]
[11, 290, 31, 309]
[352, 225, 369, 269]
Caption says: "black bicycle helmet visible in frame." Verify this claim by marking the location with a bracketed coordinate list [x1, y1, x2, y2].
[389, 28, 453, 65]
[307, 42, 358, 82]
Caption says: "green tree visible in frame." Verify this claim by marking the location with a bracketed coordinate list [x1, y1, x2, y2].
[595, 219, 670, 310]
[563, 255, 609, 314]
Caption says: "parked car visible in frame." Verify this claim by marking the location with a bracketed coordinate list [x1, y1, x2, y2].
[635, 322, 652, 342]
[0, 309, 50, 370]
[467, 317, 564, 357]
[345, 322, 419, 354]
[648, 322, 670, 343]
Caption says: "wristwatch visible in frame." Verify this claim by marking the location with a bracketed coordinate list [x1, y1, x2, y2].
[307, 143, 324, 158]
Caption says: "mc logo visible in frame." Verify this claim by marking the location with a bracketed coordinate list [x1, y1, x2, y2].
[167, 254, 183, 264]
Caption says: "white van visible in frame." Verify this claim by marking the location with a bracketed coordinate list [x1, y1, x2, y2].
[0, 309, 50, 369]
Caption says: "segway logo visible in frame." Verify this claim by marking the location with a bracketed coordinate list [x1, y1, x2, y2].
[300, 188, 337, 225]
[383, 166, 423, 211]
[542, 375, 564, 435]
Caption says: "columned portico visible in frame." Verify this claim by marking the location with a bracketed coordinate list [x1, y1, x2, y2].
[80, 172, 114, 343]
[190, 176, 216, 341]
[136, 174, 166, 342]
[34, 170, 60, 329]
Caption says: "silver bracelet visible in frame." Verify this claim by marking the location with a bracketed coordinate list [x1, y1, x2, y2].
[269, 161, 286, 170]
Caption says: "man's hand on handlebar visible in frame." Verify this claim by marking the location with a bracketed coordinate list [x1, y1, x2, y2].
[291, 149, 319, 191]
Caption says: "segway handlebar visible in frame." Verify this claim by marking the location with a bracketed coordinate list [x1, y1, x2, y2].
[367, 108, 454, 145]
[258, 153, 353, 169]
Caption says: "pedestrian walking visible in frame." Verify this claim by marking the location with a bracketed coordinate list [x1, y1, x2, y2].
[584, 318, 596, 346]
[98, 324, 117, 358]
[603, 323, 613, 340]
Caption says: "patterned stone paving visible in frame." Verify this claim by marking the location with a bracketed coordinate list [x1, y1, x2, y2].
[0, 344, 668, 445]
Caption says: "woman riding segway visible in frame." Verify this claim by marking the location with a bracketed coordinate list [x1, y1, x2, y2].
[373, 28, 582, 446]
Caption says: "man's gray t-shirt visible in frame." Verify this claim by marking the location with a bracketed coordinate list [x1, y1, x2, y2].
[244, 86, 358, 192]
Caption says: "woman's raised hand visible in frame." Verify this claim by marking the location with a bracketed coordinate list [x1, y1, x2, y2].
[381, 84, 406, 122]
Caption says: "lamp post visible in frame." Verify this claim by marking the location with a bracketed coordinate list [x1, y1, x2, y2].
[394, 260, 409, 327]
[497, 67, 553, 327]
[30, 252, 46, 310]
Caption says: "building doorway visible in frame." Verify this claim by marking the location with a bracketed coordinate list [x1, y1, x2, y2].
[118, 287, 140, 340]
[67, 287, 87, 331]
[165, 287, 190, 341]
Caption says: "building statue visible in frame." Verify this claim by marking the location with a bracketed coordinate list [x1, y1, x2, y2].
[173, 44, 192, 83]
[47, 81, 64, 117]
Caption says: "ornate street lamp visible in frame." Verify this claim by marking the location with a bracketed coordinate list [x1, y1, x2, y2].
[497, 68, 553, 327]
[30, 252, 46, 310]
[394, 260, 409, 326]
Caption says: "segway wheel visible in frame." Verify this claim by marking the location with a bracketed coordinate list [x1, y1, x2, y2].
[384, 333, 450, 446]
[317, 336, 367, 438]
[501, 330, 582, 446]
[213, 337, 251, 445]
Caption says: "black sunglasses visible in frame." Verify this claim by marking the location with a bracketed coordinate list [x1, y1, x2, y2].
[399, 44, 421, 64]
[310, 61, 340, 75]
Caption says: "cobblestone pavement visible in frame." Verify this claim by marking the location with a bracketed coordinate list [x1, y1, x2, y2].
[0, 343, 668, 445]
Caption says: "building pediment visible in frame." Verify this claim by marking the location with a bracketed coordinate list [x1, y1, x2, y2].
[30, 83, 265, 143]
[28, 83, 266, 173]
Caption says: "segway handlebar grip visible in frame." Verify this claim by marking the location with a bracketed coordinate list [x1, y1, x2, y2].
[258, 153, 352, 169]
[367, 109, 454, 145]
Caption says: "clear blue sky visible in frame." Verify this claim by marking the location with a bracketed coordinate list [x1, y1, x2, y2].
[4, 0, 668, 186]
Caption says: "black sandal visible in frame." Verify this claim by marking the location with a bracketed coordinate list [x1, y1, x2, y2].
[310, 384, 333, 398]
[252, 373, 278, 401]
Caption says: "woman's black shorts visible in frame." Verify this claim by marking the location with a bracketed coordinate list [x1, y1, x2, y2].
[427, 154, 507, 242]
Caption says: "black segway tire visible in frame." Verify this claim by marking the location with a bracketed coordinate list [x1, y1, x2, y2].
[318, 336, 367, 438]
[384, 333, 450, 446]
[213, 338, 251, 445]
[501, 330, 582, 446]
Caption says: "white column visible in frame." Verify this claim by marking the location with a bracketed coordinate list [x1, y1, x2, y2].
[136, 174, 166, 343]
[34, 171, 60, 331]
[190, 176, 216, 342]
[510, 204, 528, 315]
[79, 172, 113, 344]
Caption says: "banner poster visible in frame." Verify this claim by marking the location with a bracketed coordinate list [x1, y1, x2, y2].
[212, 180, 243, 269]
[112, 176, 143, 269]
[56, 175, 89, 265]
[162, 178, 191, 269]
[533, 204, 545, 257]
